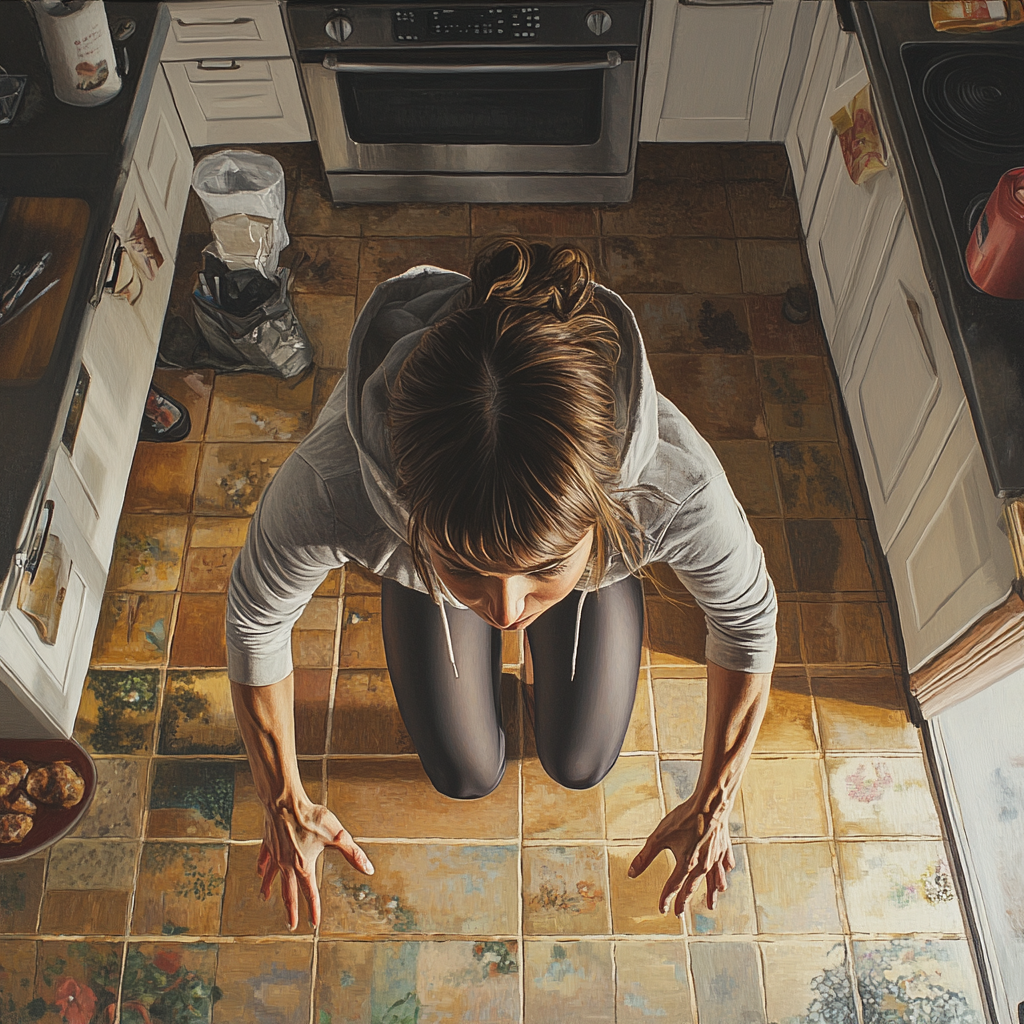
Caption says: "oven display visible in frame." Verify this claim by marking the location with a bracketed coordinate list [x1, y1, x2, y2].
[393, 7, 541, 42]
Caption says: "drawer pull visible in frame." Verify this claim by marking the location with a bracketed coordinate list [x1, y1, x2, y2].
[197, 59, 242, 71]
[19, 500, 54, 586]
[174, 17, 255, 27]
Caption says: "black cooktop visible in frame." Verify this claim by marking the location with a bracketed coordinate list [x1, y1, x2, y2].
[854, 3, 1024, 497]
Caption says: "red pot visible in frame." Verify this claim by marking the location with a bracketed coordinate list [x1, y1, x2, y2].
[966, 166, 1024, 300]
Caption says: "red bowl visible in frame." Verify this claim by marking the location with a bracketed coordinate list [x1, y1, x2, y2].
[0, 737, 96, 863]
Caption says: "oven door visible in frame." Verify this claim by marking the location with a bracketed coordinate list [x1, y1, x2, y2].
[302, 47, 638, 175]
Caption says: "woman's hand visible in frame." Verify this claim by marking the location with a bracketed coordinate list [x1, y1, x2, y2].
[257, 795, 374, 931]
[628, 794, 736, 916]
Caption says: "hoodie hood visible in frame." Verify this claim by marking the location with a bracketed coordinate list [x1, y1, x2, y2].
[345, 264, 661, 558]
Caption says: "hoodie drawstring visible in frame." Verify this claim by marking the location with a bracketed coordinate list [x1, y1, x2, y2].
[438, 599, 459, 679]
[570, 588, 587, 681]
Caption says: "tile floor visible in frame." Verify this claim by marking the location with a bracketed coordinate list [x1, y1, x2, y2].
[0, 144, 989, 1023]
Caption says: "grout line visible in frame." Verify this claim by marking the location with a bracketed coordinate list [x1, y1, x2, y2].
[517, 756, 525, 1024]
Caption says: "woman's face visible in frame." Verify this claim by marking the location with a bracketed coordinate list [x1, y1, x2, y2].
[428, 528, 595, 631]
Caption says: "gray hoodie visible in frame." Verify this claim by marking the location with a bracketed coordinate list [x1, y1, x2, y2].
[226, 266, 777, 686]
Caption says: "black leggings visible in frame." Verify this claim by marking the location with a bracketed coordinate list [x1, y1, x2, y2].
[380, 575, 645, 799]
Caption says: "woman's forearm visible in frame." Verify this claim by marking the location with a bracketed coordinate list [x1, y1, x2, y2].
[689, 661, 771, 827]
[230, 674, 311, 813]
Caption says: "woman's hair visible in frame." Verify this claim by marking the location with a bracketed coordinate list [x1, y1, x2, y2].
[388, 237, 642, 594]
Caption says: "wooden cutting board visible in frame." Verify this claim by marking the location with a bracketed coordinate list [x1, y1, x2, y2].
[0, 197, 91, 381]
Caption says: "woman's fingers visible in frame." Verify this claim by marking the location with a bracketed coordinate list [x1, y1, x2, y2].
[331, 827, 375, 875]
[280, 868, 300, 932]
[672, 865, 707, 918]
[658, 859, 686, 915]
[295, 866, 322, 929]
[629, 834, 663, 879]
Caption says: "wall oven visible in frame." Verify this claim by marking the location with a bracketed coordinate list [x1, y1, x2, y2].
[286, 1, 650, 202]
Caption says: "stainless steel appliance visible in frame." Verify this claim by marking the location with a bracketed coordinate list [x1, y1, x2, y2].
[286, 1, 650, 203]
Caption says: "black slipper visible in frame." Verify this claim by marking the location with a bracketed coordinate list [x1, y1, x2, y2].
[139, 382, 191, 442]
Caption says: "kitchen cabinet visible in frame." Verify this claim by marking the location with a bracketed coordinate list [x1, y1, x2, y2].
[162, 1, 310, 147]
[783, 4, 1014, 678]
[0, 66, 192, 738]
[640, 0, 815, 143]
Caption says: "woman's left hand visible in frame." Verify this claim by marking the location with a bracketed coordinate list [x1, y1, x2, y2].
[628, 795, 736, 916]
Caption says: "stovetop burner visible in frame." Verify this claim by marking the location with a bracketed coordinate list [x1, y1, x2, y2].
[921, 51, 1024, 156]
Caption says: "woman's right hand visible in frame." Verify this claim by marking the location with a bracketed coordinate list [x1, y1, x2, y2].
[257, 796, 374, 931]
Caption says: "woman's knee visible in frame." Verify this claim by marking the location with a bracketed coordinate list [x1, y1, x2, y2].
[537, 747, 615, 791]
[425, 754, 506, 800]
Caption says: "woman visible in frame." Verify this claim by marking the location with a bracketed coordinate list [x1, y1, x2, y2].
[226, 238, 776, 932]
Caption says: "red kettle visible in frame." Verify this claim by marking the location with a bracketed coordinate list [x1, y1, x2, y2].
[966, 167, 1024, 300]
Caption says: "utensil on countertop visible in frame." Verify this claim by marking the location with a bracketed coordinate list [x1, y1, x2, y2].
[0, 278, 59, 329]
[0, 252, 52, 323]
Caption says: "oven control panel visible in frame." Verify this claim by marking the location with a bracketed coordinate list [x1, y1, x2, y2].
[393, 7, 541, 42]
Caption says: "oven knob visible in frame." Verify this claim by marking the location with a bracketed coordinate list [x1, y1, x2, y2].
[326, 16, 353, 42]
[586, 9, 612, 35]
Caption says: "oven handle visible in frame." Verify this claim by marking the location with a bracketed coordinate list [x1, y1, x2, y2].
[321, 51, 622, 74]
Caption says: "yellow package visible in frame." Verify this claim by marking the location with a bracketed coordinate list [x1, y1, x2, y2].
[930, 0, 1024, 32]
[830, 85, 887, 185]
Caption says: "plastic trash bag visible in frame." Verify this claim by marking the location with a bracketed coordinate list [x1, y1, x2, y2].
[192, 150, 289, 274]
[190, 267, 312, 379]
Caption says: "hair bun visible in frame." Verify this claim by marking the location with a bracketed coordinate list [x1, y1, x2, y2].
[471, 237, 599, 320]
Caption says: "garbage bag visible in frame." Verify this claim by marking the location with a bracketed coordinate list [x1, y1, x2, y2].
[192, 150, 289, 274]
[190, 267, 312, 379]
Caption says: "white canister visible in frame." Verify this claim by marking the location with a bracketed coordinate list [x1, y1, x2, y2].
[31, 0, 121, 107]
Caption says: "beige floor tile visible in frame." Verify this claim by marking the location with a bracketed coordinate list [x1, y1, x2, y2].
[122, 443, 200, 514]
[363, 202, 471, 237]
[737, 238, 808, 294]
[727, 179, 801, 238]
[74, 668, 160, 755]
[326, 758, 518, 839]
[331, 669, 416, 755]
[523, 757, 604, 840]
[523, 845, 611, 936]
[287, 236, 360, 294]
[132, 842, 228, 936]
[787, 518, 876, 594]
[292, 627, 337, 668]
[826, 755, 942, 837]
[741, 758, 829, 838]
[760, 940, 857, 1023]
[712, 440, 782, 516]
[194, 442, 295, 516]
[621, 293, 752, 356]
[344, 562, 383, 595]
[812, 673, 920, 752]
[41, 839, 136, 935]
[524, 941, 615, 1022]
[602, 756, 662, 840]
[339, 594, 387, 669]
[169, 592, 227, 668]
[214, 940, 313, 1022]
[606, 847, 683, 935]
[320, 842, 518, 936]
[651, 675, 706, 753]
[754, 668, 817, 753]
[689, 941, 766, 1024]
[473, 203, 598, 237]
[685, 843, 756, 936]
[91, 592, 174, 667]
[645, 598, 708, 668]
[291, 293, 356, 370]
[838, 840, 965, 935]
[295, 596, 339, 631]
[750, 517, 795, 594]
[107, 514, 188, 592]
[601, 237, 742, 294]
[802, 601, 891, 665]
[600, 178, 733, 237]
[773, 442, 856, 519]
[181, 545, 239, 593]
[72, 757, 148, 838]
[747, 842, 842, 933]
[206, 372, 316, 442]
[614, 940, 694, 1022]
[316, 939, 520, 1023]
[660, 759, 745, 837]
[159, 670, 243, 756]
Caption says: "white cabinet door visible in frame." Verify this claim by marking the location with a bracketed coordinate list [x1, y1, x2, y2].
[804, 133, 902, 348]
[133, 67, 193, 252]
[842, 212, 968, 553]
[163, 0, 290, 60]
[640, 0, 801, 143]
[0, 452, 105, 738]
[163, 57, 310, 146]
[888, 405, 1013, 673]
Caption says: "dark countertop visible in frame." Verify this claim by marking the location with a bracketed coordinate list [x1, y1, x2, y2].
[0, 2, 165, 602]
[853, 1, 1024, 498]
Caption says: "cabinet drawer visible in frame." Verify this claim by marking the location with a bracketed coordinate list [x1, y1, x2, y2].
[163, 1, 289, 60]
[841, 212, 967, 552]
[164, 58, 310, 146]
[887, 405, 1013, 673]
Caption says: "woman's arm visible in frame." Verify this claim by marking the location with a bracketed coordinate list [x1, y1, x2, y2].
[628, 661, 770, 915]
[230, 675, 374, 930]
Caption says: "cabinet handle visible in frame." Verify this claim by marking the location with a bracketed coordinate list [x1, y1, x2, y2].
[904, 289, 938, 376]
[174, 16, 255, 27]
[322, 51, 623, 74]
[196, 59, 242, 71]
[17, 500, 54, 586]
